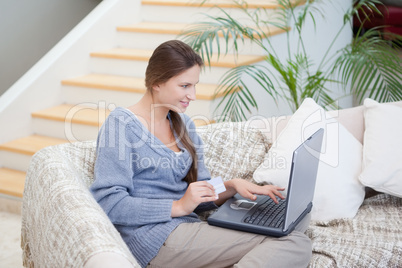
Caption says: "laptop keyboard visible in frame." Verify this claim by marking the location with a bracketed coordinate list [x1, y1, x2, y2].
[243, 198, 286, 228]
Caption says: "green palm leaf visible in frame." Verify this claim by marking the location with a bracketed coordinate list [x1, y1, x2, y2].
[334, 28, 402, 104]
[215, 64, 279, 121]
[181, 9, 264, 67]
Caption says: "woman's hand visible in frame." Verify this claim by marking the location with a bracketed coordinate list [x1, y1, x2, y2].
[215, 178, 285, 206]
[171, 181, 217, 217]
[233, 179, 285, 203]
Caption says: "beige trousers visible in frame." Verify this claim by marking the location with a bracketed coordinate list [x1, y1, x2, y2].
[148, 214, 312, 268]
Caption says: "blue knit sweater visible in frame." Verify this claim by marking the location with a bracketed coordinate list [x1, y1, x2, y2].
[90, 108, 217, 267]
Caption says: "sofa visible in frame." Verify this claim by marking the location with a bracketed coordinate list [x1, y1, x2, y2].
[21, 98, 402, 267]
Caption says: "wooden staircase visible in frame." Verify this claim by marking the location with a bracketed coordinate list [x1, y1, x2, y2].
[0, 0, 287, 203]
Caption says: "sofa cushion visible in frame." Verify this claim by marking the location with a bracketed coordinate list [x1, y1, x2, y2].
[197, 121, 270, 183]
[328, 105, 365, 143]
[307, 193, 402, 267]
[359, 98, 402, 198]
[253, 98, 366, 221]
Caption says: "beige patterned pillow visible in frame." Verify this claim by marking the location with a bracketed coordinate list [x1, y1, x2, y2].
[196, 121, 271, 183]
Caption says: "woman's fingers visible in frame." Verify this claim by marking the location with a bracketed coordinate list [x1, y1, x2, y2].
[245, 185, 286, 204]
[176, 182, 217, 216]
[187, 181, 217, 201]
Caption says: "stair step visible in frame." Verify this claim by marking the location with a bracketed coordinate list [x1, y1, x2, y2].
[117, 22, 188, 35]
[31, 104, 110, 127]
[142, 0, 292, 9]
[62, 74, 227, 100]
[0, 168, 25, 198]
[62, 74, 146, 94]
[117, 21, 287, 39]
[0, 135, 68, 155]
[90, 48, 266, 68]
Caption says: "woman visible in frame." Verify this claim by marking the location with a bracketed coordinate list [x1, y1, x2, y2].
[90, 40, 312, 268]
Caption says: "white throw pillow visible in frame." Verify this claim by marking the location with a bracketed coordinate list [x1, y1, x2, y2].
[359, 98, 402, 197]
[253, 98, 365, 221]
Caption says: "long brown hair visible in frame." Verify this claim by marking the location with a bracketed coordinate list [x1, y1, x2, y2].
[145, 40, 204, 184]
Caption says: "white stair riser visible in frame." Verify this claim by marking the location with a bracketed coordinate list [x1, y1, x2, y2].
[0, 196, 22, 214]
[63, 86, 144, 108]
[141, 6, 222, 24]
[32, 118, 101, 142]
[0, 152, 31, 172]
[202, 66, 240, 84]
[115, 31, 267, 56]
[89, 58, 148, 78]
[115, 32, 179, 50]
[141, 5, 278, 24]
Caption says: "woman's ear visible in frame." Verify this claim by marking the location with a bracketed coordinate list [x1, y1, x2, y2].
[152, 84, 160, 92]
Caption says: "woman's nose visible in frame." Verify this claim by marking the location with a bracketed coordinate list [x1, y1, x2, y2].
[187, 87, 196, 101]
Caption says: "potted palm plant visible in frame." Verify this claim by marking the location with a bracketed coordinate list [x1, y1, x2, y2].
[181, 0, 401, 121]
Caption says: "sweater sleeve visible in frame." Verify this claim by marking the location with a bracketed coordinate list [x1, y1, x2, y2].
[90, 113, 173, 227]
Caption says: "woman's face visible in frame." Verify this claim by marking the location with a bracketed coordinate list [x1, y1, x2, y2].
[153, 64, 200, 113]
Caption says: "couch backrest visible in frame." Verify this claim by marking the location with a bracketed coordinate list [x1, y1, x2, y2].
[48, 100, 402, 186]
[247, 100, 402, 144]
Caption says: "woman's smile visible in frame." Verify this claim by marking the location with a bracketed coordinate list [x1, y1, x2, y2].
[180, 100, 190, 108]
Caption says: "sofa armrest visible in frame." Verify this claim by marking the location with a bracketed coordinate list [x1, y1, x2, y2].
[85, 252, 135, 268]
[21, 143, 140, 267]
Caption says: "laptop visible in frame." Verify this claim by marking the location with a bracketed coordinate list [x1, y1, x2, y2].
[207, 128, 324, 237]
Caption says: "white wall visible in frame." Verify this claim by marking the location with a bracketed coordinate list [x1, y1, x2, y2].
[0, 0, 141, 144]
[0, 0, 102, 96]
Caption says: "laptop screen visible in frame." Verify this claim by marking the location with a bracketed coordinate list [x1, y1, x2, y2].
[283, 128, 324, 231]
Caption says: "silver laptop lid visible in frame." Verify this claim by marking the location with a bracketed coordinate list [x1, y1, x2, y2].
[283, 128, 324, 231]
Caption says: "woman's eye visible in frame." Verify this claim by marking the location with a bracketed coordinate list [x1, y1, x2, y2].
[182, 85, 188, 88]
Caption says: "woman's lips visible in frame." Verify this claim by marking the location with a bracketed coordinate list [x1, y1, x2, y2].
[180, 101, 189, 108]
